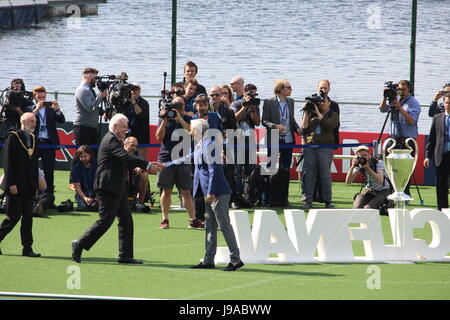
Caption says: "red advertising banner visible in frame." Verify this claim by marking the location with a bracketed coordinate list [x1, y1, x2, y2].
[57, 125, 426, 185]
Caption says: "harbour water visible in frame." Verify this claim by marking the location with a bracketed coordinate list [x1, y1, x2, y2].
[1, 0, 449, 134]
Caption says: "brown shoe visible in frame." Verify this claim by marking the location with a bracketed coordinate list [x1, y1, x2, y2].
[159, 219, 169, 229]
[189, 219, 205, 229]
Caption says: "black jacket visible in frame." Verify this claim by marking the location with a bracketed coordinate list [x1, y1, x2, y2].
[94, 131, 149, 196]
[2, 129, 39, 194]
[33, 107, 65, 145]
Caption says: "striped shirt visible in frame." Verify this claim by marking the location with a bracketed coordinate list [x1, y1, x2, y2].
[355, 159, 390, 191]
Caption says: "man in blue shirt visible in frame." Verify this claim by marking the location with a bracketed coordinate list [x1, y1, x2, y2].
[379, 80, 421, 139]
[71, 145, 98, 211]
[379, 80, 421, 196]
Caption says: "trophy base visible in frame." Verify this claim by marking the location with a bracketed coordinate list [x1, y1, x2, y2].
[387, 192, 413, 201]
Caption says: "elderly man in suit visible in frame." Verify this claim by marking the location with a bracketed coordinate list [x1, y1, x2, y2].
[71, 114, 163, 264]
[0, 113, 40, 257]
[262, 79, 301, 170]
[187, 119, 244, 271]
[424, 94, 450, 211]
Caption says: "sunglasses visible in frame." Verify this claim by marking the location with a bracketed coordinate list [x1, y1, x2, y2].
[283, 86, 292, 89]
[210, 93, 221, 97]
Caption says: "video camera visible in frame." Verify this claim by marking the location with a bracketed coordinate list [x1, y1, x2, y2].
[384, 81, 402, 103]
[0, 86, 34, 135]
[242, 91, 261, 107]
[95, 72, 137, 118]
[303, 90, 326, 112]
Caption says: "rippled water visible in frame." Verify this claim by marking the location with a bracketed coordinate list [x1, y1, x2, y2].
[1, 0, 449, 134]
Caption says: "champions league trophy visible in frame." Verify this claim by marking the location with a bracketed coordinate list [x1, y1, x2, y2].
[382, 137, 418, 246]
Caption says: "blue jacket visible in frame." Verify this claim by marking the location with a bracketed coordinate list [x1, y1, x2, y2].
[193, 139, 231, 197]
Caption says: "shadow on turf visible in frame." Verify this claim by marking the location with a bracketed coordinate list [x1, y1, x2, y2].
[32, 256, 343, 276]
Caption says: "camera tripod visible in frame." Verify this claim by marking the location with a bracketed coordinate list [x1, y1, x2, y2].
[375, 102, 424, 206]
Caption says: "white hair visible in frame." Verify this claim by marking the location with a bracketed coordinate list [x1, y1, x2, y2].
[190, 119, 209, 136]
[109, 113, 128, 132]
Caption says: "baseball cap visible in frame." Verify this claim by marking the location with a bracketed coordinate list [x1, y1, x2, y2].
[130, 82, 141, 89]
[355, 145, 370, 153]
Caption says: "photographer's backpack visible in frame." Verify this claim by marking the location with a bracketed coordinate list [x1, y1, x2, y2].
[268, 168, 290, 207]
[244, 165, 264, 205]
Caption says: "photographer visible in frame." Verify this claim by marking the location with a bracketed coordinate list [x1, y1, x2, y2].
[428, 82, 450, 117]
[2, 78, 33, 123]
[230, 84, 260, 205]
[301, 95, 339, 209]
[379, 80, 421, 197]
[124, 82, 150, 160]
[31, 86, 65, 197]
[379, 80, 421, 140]
[74, 68, 107, 146]
[155, 96, 201, 229]
[124, 136, 150, 213]
[346, 146, 391, 211]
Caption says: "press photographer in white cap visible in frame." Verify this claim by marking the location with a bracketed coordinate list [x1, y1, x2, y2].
[345, 145, 392, 213]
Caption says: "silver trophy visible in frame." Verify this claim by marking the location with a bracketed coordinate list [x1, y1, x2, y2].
[382, 138, 418, 201]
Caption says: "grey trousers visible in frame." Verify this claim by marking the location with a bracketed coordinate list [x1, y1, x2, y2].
[303, 148, 334, 204]
[204, 194, 240, 264]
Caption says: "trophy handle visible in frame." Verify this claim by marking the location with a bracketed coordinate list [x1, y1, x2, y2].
[405, 138, 419, 171]
[382, 137, 396, 164]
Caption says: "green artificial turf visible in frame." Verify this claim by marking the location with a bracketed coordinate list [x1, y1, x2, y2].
[0, 170, 449, 300]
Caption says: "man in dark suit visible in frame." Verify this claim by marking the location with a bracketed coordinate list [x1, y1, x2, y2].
[187, 119, 244, 271]
[31, 86, 65, 196]
[424, 94, 450, 211]
[262, 79, 301, 170]
[0, 113, 40, 257]
[71, 114, 163, 264]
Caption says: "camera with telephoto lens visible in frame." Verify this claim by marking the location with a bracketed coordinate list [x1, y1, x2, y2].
[242, 91, 261, 106]
[384, 81, 402, 102]
[356, 156, 367, 166]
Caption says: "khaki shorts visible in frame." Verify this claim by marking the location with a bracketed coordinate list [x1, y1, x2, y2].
[157, 164, 193, 190]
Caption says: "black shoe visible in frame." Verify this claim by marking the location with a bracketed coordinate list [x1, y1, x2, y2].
[22, 248, 41, 258]
[190, 262, 215, 269]
[223, 260, 244, 271]
[118, 258, 143, 264]
[303, 202, 313, 209]
[71, 240, 82, 263]
[325, 202, 335, 209]
[135, 202, 150, 213]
